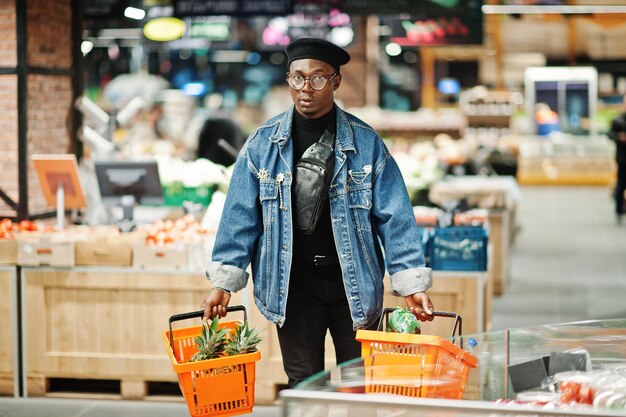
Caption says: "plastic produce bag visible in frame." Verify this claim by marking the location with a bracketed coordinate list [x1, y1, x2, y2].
[387, 307, 421, 334]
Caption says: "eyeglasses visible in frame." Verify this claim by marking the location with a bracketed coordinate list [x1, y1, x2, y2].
[286, 73, 337, 91]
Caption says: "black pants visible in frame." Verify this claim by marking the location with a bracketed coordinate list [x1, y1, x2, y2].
[276, 263, 369, 388]
[616, 162, 626, 216]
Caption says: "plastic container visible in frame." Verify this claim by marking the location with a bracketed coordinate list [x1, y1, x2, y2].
[428, 226, 488, 271]
[163, 306, 261, 417]
[356, 309, 478, 400]
[163, 183, 215, 207]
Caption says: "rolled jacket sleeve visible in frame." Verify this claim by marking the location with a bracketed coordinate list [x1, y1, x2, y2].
[206, 262, 249, 293]
[390, 267, 433, 296]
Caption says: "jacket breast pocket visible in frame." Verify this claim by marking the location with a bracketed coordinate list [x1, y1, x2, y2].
[348, 186, 372, 232]
[259, 182, 278, 225]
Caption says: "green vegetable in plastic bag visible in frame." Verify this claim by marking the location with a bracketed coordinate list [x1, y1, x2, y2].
[387, 307, 421, 334]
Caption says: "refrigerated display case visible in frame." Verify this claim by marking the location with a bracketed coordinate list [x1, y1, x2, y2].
[281, 318, 626, 416]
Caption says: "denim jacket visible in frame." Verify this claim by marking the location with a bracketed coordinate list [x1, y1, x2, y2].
[207, 106, 432, 329]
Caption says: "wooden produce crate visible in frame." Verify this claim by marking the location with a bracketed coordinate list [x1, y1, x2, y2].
[383, 267, 492, 337]
[22, 267, 241, 400]
[248, 289, 288, 405]
[0, 267, 17, 396]
[17, 235, 74, 267]
[488, 209, 511, 296]
[133, 243, 188, 270]
[0, 239, 17, 265]
[75, 236, 133, 267]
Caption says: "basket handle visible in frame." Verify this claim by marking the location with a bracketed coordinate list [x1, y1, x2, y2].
[168, 305, 247, 355]
[376, 308, 463, 339]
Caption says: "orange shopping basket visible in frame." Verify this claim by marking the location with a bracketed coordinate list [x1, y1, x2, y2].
[163, 306, 261, 417]
[356, 309, 477, 400]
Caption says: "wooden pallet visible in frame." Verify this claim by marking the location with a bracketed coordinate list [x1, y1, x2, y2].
[0, 268, 16, 397]
[0, 374, 14, 397]
[27, 375, 183, 400]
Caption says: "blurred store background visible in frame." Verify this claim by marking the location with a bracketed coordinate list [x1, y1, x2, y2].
[0, 0, 626, 414]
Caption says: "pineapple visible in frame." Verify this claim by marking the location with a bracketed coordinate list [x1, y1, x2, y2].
[190, 316, 229, 362]
[225, 321, 262, 356]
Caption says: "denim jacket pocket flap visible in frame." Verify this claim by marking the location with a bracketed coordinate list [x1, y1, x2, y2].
[259, 181, 278, 200]
[348, 187, 372, 209]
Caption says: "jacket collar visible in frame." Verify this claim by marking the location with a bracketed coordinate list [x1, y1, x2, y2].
[272, 105, 356, 153]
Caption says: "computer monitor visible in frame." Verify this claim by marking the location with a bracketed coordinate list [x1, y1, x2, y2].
[94, 161, 163, 222]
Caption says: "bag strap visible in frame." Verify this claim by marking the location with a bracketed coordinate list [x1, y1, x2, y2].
[318, 126, 335, 148]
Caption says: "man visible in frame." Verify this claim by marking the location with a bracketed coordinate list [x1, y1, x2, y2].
[201, 37, 434, 387]
[609, 102, 626, 224]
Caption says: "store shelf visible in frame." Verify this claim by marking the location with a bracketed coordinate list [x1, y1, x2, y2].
[517, 134, 617, 186]
[517, 172, 615, 186]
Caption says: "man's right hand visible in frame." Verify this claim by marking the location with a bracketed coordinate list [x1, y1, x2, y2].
[201, 287, 231, 320]
[619, 132, 626, 142]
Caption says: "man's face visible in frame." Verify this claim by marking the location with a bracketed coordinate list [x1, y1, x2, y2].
[288, 58, 340, 120]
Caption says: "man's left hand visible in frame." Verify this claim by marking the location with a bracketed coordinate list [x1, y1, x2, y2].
[405, 292, 434, 322]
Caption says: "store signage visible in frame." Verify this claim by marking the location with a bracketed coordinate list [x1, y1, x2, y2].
[84, 0, 119, 17]
[262, 9, 352, 48]
[174, 0, 292, 16]
[188, 16, 231, 41]
[380, 0, 483, 46]
[341, 0, 466, 15]
[293, 0, 341, 13]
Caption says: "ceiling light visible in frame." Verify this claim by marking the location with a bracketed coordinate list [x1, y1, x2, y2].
[124, 7, 146, 20]
[98, 28, 143, 39]
[81, 40, 94, 56]
[386, 43, 402, 57]
[144, 17, 186, 42]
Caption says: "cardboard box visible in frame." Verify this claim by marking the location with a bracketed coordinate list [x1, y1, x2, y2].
[75, 237, 133, 267]
[0, 239, 17, 265]
[17, 235, 74, 267]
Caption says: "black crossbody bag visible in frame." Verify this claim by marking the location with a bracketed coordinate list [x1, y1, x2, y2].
[294, 126, 335, 235]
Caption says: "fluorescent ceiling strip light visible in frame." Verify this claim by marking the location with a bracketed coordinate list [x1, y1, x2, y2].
[482, 5, 626, 14]
[97, 28, 143, 39]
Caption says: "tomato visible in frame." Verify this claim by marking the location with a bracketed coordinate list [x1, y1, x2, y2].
[577, 385, 594, 405]
[18, 220, 37, 231]
[0, 231, 14, 239]
[559, 381, 581, 404]
[0, 219, 12, 231]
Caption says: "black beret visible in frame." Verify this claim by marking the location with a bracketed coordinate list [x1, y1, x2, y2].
[285, 37, 350, 72]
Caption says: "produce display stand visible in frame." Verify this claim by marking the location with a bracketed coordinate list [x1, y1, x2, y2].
[281, 318, 626, 417]
[20, 266, 245, 400]
[383, 267, 491, 337]
[516, 135, 616, 186]
[0, 266, 18, 397]
[429, 175, 521, 295]
[280, 390, 623, 417]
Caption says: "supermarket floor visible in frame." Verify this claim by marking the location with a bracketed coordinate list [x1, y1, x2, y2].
[492, 185, 626, 330]
[1, 185, 625, 416]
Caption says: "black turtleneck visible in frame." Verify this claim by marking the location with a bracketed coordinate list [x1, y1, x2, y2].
[291, 107, 338, 266]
